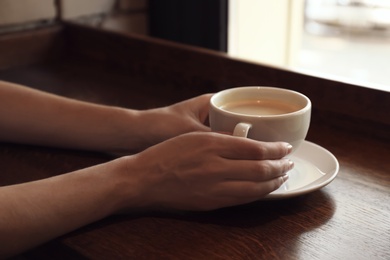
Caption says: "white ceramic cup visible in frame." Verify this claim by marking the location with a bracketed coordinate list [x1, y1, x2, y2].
[209, 86, 311, 152]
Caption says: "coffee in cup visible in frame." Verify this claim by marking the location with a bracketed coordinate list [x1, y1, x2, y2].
[209, 86, 311, 151]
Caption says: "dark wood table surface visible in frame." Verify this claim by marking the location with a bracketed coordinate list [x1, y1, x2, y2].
[1, 23, 389, 260]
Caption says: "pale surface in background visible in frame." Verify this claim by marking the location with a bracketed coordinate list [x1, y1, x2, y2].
[60, 0, 116, 19]
[228, 0, 304, 67]
[229, 0, 390, 91]
[0, 0, 55, 26]
[297, 32, 390, 91]
[0, 0, 148, 35]
[300, 0, 390, 91]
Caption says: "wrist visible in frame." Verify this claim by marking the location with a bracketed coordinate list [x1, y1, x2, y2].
[110, 155, 152, 213]
[117, 108, 170, 152]
[106, 107, 148, 152]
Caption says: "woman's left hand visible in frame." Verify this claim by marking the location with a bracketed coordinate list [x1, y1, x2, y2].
[133, 94, 212, 148]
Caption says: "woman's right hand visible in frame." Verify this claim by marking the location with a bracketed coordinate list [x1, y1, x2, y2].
[120, 132, 293, 211]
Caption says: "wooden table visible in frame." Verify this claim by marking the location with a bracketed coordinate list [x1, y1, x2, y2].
[1, 23, 389, 260]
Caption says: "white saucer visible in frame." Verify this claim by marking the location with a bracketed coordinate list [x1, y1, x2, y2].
[264, 141, 339, 200]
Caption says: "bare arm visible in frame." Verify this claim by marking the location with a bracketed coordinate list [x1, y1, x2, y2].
[0, 80, 210, 152]
[0, 80, 293, 257]
[0, 158, 129, 257]
[0, 133, 292, 258]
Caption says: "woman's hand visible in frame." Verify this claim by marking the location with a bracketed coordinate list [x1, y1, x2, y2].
[133, 94, 212, 149]
[0, 131, 292, 257]
[164, 94, 212, 132]
[120, 132, 293, 211]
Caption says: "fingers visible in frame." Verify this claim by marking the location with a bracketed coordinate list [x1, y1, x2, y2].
[215, 134, 292, 160]
[173, 93, 212, 121]
[134, 131, 295, 211]
[167, 94, 212, 132]
[208, 175, 289, 208]
[190, 94, 213, 128]
[219, 158, 294, 182]
[222, 175, 289, 199]
[193, 94, 213, 121]
[181, 132, 293, 182]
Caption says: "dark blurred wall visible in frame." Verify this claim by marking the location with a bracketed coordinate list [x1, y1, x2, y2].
[149, 0, 228, 52]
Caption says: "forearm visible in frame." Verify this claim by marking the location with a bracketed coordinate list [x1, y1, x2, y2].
[0, 80, 211, 152]
[0, 80, 149, 152]
[0, 157, 134, 258]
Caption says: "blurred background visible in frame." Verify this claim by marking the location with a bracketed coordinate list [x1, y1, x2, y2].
[228, 0, 390, 90]
[301, 0, 390, 89]
[0, 0, 389, 90]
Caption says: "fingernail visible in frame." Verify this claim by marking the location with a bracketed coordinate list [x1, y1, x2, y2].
[282, 174, 289, 182]
[287, 159, 294, 171]
[283, 158, 294, 172]
[286, 143, 293, 154]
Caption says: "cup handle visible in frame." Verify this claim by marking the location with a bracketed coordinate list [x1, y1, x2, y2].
[233, 123, 252, 138]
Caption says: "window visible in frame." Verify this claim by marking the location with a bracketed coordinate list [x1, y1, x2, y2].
[228, 0, 390, 91]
